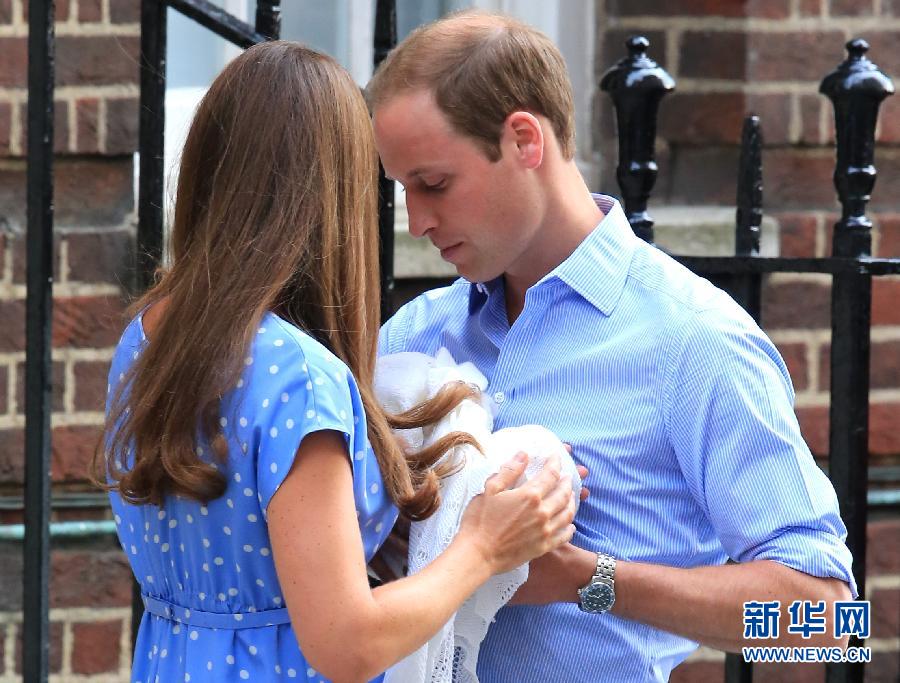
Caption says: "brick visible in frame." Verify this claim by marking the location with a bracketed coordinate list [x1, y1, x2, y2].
[799, 0, 822, 15]
[869, 652, 900, 683]
[795, 405, 828, 455]
[749, 0, 792, 19]
[11, 232, 62, 284]
[870, 340, 900, 389]
[15, 359, 65, 413]
[862, 33, 900, 93]
[13, 621, 63, 674]
[659, 93, 744, 145]
[0, 427, 23, 483]
[775, 341, 809, 391]
[0, 101, 11, 155]
[829, 0, 874, 15]
[878, 96, 900, 144]
[775, 212, 818, 258]
[670, 661, 723, 682]
[0, 364, 7, 414]
[875, 214, 900, 257]
[872, 277, 900, 325]
[74, 360, 110, 412]
[71, 620, 122, 674]
[762, 149, 837, 209]
[56, 36, 140, 87]
[668, 147, 741, 205]
[78, 0, 103, 23]
[53, 295, 126, 348]
[50, 547, 133, 608]
[18, 100, 70, 156]
[762, 279, 831, 329]
[747, 31, 847, 82]
[753, 662, 825, 682]
[871, 587, 899, 640]
[0, 37, 27, 88]
[0, 299, 25, 352]
[601, 30, 669, 76]
[680, 31, 747, 80]
[105, 97, 139, 154]
[798, 94, 823, 145]
[75, 98, 100, 153]
[747, 93, 791, 145]
[110, 0, 140, 23]
[868, 402, 900, 455]
[22, 0, 69, 21]
[65, 230, 134, 285]
[0, 0, 11, 23]
[609, 0, 746, 17]
[867, 518, 900, 575]
[870, 154, 900, 212]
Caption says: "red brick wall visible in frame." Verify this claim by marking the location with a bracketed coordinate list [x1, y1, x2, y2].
[0, 0, 137, 679]
[598, 1, 899, 681]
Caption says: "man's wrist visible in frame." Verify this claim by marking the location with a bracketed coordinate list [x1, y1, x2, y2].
[568, 545, 601, 602]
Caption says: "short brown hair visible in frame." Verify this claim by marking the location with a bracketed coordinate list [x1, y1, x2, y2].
[367, 10, 575, 161]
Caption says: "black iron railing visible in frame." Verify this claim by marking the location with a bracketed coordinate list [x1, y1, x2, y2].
[20, 2, 896, 681]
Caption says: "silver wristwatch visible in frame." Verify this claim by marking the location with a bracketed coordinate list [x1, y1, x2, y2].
[577, 552, 616, 613]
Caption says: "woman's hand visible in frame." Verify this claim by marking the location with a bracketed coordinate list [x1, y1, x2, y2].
[456, 452, 576, 576]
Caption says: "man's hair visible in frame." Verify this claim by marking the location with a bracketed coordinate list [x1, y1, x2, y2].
[367, 10, 575, 161]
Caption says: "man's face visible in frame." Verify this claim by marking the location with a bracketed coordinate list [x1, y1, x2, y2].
[373, 90, 540, 283]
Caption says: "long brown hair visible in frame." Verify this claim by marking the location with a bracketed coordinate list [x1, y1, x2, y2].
[95, 42, 477, 520]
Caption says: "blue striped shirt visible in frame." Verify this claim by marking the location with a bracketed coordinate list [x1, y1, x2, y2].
[378, 195, 856, 682]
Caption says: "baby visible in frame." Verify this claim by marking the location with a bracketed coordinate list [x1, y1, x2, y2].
[375, 348, 582, 683]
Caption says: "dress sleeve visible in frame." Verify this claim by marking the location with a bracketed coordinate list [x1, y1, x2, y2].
[252, 337, 358, 518]
[662, 305, 858, 597]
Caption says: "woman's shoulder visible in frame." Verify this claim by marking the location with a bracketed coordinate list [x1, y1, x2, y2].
[250, 313, 354, 384]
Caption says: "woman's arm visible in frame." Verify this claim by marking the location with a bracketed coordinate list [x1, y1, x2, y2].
[269, 430, 575, 683]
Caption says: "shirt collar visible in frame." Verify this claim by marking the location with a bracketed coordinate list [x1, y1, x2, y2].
[468, 194, 637, 316]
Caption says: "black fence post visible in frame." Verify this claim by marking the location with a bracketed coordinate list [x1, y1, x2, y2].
[255, 0, 281, 40]
[24, 1, 56, 680]
[599, 36, 674, 244]
[820, 39, 894, 683]
[374, 0, 396, 322]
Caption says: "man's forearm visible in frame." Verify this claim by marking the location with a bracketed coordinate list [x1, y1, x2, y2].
[530, 545, 852, 652]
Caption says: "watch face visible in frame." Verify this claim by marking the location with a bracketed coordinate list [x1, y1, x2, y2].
[581, 581, 615, 613]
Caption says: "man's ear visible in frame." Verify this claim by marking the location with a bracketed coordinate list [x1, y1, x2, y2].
[504, 111, 543, 169]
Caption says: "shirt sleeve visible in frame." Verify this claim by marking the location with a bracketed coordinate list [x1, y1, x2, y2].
[253, 338, 357, 518]
[662, 304, 858, 597]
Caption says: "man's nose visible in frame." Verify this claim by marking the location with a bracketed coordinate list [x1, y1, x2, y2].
[405, 194, 436, 238]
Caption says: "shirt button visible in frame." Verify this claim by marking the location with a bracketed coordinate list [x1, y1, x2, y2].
[493, 391, 505, 405]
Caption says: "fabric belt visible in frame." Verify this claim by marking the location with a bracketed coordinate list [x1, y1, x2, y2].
[142, 594, 291, 630]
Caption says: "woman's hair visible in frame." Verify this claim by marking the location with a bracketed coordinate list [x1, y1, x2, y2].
[94, 42, 478, 521]
[366, 10, 575, 161]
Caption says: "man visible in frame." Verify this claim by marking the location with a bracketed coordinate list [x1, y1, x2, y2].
[370, 11, 855, 682]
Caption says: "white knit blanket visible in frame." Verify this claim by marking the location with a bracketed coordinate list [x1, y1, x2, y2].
[375, 348, 581, 683]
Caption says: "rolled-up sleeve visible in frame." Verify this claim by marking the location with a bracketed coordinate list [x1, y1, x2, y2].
[663, 304, 858, 597]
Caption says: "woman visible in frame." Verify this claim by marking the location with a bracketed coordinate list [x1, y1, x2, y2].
[95, 42, 575, 683]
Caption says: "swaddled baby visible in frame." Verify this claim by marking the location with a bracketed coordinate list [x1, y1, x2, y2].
[375, 348, 582, 683]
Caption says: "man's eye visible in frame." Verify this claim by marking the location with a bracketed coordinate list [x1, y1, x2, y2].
[423, 180, 446, 192]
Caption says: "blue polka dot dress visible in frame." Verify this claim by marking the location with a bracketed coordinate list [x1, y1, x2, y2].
[107, 312, 398, 683]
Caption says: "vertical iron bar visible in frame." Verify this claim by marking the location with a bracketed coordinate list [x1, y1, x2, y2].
[375, 0, 396, 322]
[133, 0, 168, 643]
[599, 36, 674, 243]
[254, 0, 281, 40]
[820, 39, 893, 683]
[723, 115, 765, 683]
[24, 1, 56, 680]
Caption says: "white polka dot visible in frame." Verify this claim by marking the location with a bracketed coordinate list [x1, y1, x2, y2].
[168, 519, 177, 528]
[375, 523, 383, 533]
[219, 417, 227, 427]
[153, 534, 159, 543]
[200, 506, 208, 516]
[207, 661, 212, 670]
[160, 648, 167, 658]
[243, 544, 253, 552]
[244, 488, 254, 497]
[249, 645, 258, 655]
[196, 446, 204, 457]
[114, 514, 121, 524]
[244, 356, 253, 366]
[217, 593, 225, 601]
[262, 398, 270, 408]
[185, 674, 190, 682]
[370, 482, 379, 494]
[275, 665, 282, 673]
[186, 514, 193, 523]
[234, 614, 243, 622]
[226, 654, 235, 664]
[146, 575, 154, 583]
[202, 563, 209, 572]
[306, 381, 313, 390]
[228, 587, 238, 596]
[190, 631, 198, 640]
[274, 339, 284, 347]
[281, 392, 290, 403]
[273, 596, 282, 605]
[269, 365, 279, 375]
[270, 462, 278, 474]
[161, 543, 169, 552]
[306, 409, 315, 419]
[236, 378, 244, 388]
[247, 514, 257, 522]
[256, 578, 265, 587]
[287, 669, 297, 678]
[223, 526, 231, 535]
[214, 557, 224, 566]
[269, 427, 278, 438]
[227, 498, 234, 508]
[157, 510, 166, 520]
[354, 450, 365, 461]
[203, 538, 210, 548]
[173, 624, 180, 634]
[199, 592, 206, 600]
[242, 442, 249, 453]
[307, 667, 316, 677]
[285, 418, 294, 429]
[240, 670, 249, 679]
[260, 547, 271, 557]
[239, 416, 248, 427]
